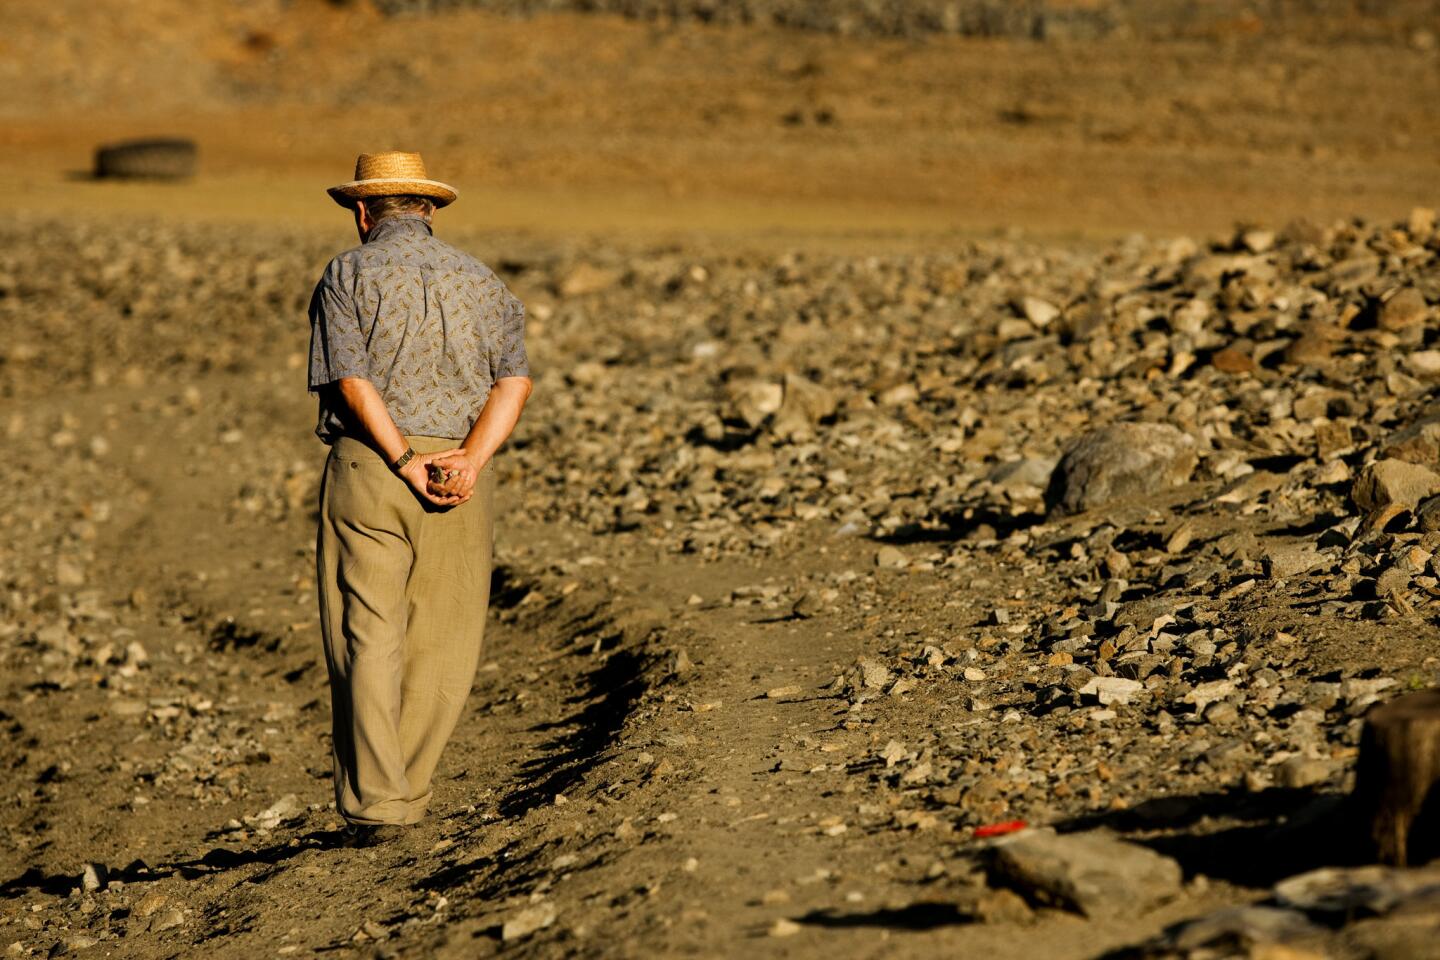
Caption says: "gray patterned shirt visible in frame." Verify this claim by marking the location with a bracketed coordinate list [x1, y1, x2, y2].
[307, 214, 530, 443]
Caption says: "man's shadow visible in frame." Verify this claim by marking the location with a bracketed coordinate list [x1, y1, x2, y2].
[1, 825, 357, 898]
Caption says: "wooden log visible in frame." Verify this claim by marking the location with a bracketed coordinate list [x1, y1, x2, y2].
[1352, 690, 1440, 866]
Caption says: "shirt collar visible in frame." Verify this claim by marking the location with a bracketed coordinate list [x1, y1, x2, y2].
[365, 213, 434, 243]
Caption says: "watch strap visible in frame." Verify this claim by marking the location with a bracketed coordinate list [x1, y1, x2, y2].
[391, 447, 417, 472]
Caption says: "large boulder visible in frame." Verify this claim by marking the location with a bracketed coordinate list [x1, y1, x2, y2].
[990, 828, 1183, 917]
[1046, 422, 1197, 515]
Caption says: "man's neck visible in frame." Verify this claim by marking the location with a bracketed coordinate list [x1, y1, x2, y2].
[365, 213, 434, 242]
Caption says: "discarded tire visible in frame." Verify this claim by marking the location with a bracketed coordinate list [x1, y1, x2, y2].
[94, 139, 197, 180]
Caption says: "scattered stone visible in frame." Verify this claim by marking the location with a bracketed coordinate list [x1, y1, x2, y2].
[1046, 422, 1197, 515]
[1017, 296, 1060, 328]
[1186, 679, 1237, 714]
[1276, 756, 1334, 789]
[671, 648, 695, 676]
[1352, 459, 1440, 520]
[1380, 415, 1440, 466]
[1165, 521, 1196, 555]
[970, 887, 1033, 924]
[353, 919, 388, 942]
[79, 863, 106, 893]
[1240, 228, 1275, 254]
[55, 559, 85, 588]
[730, 380, 784, 427]
[1262, 543, 1325, 580]
[771, 373, 838, 441]
[133, 893, 167, 919]
[1406, 350, 1440, 379]
[1286, 331, 1335, 366]
[768, 918, 801, 937]
[791, 592, 824, 619]
[887, 676, 915, 697]
[1211, 346, 1257, 374]
[501, 902, 557, 941]
[1379, 287, 1429, 332]
[858, 658, 891, 690]
[1417, 496, 1440, 533]
[875, 545, 908, 569]
[149, 908, 185, 932]
[1079, 677, 1144, 706]
[247, 794, 303, 831]
[558, 263, 621, 297]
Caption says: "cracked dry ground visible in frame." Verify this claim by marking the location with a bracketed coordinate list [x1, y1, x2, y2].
[3, 215, 1440, 958]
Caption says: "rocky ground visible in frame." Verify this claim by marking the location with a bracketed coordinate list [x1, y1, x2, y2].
[369, 0, 1440, 42]
[2, 207, 1439, 958]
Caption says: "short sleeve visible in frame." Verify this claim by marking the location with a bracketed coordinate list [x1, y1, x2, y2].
[307, 259, 369, 391]
[492, 293, 531, 380]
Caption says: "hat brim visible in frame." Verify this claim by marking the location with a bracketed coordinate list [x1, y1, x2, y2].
[327, 177, 458, 208]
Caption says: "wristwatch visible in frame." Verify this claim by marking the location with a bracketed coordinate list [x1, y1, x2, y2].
[391, 447, 417, 472]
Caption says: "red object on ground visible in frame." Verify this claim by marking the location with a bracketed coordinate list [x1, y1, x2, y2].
[973, 820, 1028, 839]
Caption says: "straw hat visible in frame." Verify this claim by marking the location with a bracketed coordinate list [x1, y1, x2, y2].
[327, 151, 458, 208]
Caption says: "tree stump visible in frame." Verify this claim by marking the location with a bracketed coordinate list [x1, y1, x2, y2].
[1352, 690, 1440, 866]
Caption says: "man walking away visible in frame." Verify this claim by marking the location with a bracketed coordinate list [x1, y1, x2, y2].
[307, 151, 533, 847]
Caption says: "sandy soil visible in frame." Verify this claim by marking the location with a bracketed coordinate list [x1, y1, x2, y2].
[0, 2, 1437, 238]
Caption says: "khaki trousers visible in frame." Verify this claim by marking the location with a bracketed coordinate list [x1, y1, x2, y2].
[316, 435, 495, 825]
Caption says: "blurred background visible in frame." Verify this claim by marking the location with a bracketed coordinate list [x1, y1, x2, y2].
[2, 0, 1437, 241]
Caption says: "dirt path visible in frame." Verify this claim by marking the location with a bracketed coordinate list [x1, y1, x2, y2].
[2, 370, 1246, 958]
